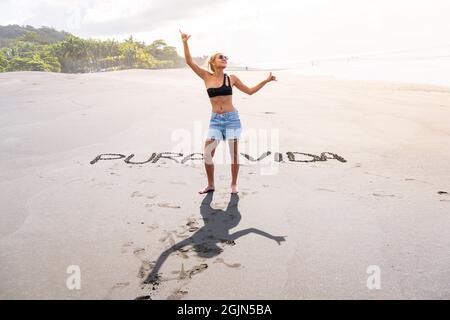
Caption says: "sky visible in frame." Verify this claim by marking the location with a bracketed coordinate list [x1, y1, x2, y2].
[2, 0, 450, 68]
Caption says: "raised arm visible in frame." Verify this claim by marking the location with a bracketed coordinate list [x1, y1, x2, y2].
[179, 29, 209, 80]
[231, 72, 277, 95]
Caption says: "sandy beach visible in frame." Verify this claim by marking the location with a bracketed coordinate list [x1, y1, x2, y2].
[0, 68, 449, 299]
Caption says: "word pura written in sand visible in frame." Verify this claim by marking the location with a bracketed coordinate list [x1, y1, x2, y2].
[90, 151, 347, 165]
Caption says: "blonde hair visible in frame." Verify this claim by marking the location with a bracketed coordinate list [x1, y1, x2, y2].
[207, 52, 222, 73]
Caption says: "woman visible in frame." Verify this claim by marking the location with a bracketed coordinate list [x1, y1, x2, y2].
[179, 29, 277, 194]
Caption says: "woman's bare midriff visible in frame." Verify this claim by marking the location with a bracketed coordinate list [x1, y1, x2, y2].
[209, 96, 236, 114]
[205, 73, 236, 114]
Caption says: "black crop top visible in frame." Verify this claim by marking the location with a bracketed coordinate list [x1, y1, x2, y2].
[206, 73, 232, 98]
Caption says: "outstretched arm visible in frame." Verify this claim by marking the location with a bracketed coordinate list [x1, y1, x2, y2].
[232, 72, 277, 95]
[179, 29, 208, 80]
[228, 228, 286, 245]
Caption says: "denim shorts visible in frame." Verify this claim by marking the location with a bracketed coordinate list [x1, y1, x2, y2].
[207, 109, 242, 141]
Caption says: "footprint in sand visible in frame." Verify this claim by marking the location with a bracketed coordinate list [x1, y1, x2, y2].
[133, 248, 155, 279]
[137, 262, 153, 279]
[159, 231, 177, 247]
[162, 218, 199, 238]
[158, 203, 181, 209]
[241, 192, 249, 196]
[186, 218, 198, 227]
[167, 289, 189, 300]
[146, 223, 159, 232]
[151, 262, 209, 288]
[174, 246, 191, 259]
[159, 231, 171, 243]
[173, 233, 190, 241]
[104, 281, 130, 299]
[372, 193, 396, 197]
[131, 191, 143, 198]
[138, 179, 154, 184]
[133, 248, 146, 259]
[438, 191, 449, 202]
[186, 219, 199, 232]
[213, 258, 241, 268]
[177, 263, 208, 280]
[121, 241, 134, 253]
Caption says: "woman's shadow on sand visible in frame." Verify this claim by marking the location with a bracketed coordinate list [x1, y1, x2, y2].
[144, 192, 286, 285]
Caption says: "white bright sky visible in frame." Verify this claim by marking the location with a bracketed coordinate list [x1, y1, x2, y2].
[2, 0, 450, 68]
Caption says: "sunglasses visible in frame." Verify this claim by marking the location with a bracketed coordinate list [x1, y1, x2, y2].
[218, 54, 229, 61]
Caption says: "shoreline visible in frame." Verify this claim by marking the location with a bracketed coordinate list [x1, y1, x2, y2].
[3, 65, 450, 89]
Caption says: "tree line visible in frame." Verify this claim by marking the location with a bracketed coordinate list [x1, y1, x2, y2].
[0, 25, 198, 73]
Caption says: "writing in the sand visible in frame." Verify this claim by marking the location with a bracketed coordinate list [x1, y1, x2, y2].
[89, 151, 347, 165]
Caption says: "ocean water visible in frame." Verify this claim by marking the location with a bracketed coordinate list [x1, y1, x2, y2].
[253, 47, 450, 87]
[285, 58, 450, 87]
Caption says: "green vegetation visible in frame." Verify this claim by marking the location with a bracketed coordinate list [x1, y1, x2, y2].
[0, 24, 71, 48]
[0, 25, 191, 73]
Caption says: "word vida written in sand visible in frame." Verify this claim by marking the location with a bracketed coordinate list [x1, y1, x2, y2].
[89, 151, 347, 165]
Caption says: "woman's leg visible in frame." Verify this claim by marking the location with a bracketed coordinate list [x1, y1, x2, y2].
[199, 138, 219, 194]
[228, 138, 240, 194]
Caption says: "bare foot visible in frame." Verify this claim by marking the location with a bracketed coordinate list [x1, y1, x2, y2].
[198, 185, 215, 194]
[231, 184, 239, 194]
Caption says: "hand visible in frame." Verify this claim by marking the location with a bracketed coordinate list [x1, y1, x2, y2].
[179, 29, 191, 43]
[272, 235, 286, 245]
[265, 72, 277, 83]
